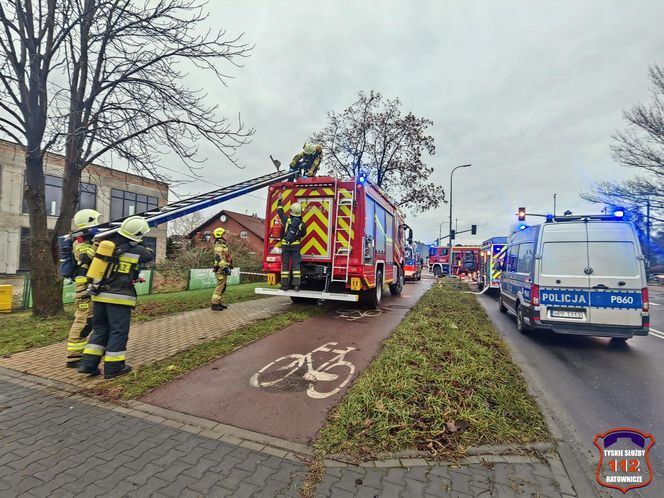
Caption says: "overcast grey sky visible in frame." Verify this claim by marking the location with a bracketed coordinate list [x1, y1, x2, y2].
[160, 0, 664, 244]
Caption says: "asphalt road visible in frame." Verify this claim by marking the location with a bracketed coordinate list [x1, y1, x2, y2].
[478, 286, 664, 498]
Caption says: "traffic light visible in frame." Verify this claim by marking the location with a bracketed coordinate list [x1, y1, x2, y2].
[517, 207, 526, 221]
[450, 229, 456, 240]
[471, 224, 477, 235]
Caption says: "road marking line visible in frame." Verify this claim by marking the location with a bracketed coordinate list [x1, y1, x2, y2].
[649, 329, 664, 340]
[650, 302, 660, 306]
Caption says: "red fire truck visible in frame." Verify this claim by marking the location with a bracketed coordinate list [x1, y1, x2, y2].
[255, 175, 411, 307]
[428, 245, 481, 277]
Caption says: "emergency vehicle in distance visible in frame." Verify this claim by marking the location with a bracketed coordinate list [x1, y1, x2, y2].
[404, 242, 423, 281]
[478, 237, 507, 292]
[256, 175, 410, 308]
[429, 245, 481, 277]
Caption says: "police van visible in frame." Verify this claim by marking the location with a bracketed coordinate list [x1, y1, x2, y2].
[498, 213, 649, 340]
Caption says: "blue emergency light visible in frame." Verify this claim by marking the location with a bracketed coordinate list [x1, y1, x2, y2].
[613, 209, 625, 218]
[358, 171, 368, 183]
[518, 223, 527, 231]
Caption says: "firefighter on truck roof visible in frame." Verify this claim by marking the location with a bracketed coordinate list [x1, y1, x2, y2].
[277, 199, 306, 291]
[78, 216, 153, 379]
[210, 227, 233, 311]
[65, 209, 101, 369]
[289, 143, 323, 178]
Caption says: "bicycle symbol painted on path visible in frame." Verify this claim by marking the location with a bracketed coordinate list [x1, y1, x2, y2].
[249, 342, 356, 399]
[335, 308, 383, 322]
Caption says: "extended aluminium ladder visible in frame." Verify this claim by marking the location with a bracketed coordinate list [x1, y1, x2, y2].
[330, 180, 356, 283]
[79, 169, 295, 239]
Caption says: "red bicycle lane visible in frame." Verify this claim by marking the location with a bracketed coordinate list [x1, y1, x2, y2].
[140, 280, 431, 445]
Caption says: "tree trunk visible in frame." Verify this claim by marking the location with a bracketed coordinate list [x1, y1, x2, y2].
[52, 134, 84, 247]
[24, 151, 63, 317]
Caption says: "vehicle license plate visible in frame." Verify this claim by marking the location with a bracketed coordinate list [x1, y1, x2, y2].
[550, 310, 584, 319]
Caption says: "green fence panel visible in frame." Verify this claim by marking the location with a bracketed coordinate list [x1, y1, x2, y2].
[188, 268, 240, 290]
[134, 270, 153, 296]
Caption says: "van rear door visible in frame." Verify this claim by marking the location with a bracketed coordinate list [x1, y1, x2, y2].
[586, 222, 643, 327]
[538, 224, 592, 324]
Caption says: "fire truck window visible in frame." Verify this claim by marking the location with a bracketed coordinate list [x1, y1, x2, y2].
[365, 197, 375, 240]
[385, 212, 394, 263]
[375, 204, 386, 253]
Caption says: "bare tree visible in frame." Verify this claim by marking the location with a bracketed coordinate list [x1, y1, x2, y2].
[0, 1, 80, 316]
[312, 91, 444, 212]
[1, 0, 252, 317]
[53, 0, 253, 244]
[612, 64, 664, 178]
[168, 212, 205, 237]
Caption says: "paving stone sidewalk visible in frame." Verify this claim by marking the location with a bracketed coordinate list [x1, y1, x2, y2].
[0, 296, 289, 388]
[0, 375, 579, 497]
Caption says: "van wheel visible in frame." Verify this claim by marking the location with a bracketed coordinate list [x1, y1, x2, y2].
[498, 295, 507, 313]
[516, 304, 530, 334]
[362, 271, 383, 308]
[389, 270, 404, 296]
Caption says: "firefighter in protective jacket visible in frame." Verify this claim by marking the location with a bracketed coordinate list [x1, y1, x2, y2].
[277, 200, 306, 291]
[289, 143, 323, 178]
[210, 227, 233, 311]
[78, 216, 153, 379]
[65, 209, 100, 368]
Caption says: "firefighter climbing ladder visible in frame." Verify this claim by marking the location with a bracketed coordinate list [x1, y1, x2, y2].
[77, 170, 296, 239]
[331, 180, 356, 283]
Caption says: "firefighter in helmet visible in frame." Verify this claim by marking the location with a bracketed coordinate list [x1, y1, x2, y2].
[65, 209, 100, 368]
[289, 143, 323, 178]
[210, 227, 233, 311]
[277, 200, 306, 291]
[78, 216, 153, 379]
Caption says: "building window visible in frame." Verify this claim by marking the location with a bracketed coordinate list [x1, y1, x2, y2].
[78, 182, 97, 210]
[110, 188, 158, 220]
[240, 230, 248, 239]
[142, 236, 157, 268]
[18, 227, 53, 271]
[22, 175, 97, 215]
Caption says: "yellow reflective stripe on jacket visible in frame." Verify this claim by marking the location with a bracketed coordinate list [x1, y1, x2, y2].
[83, 344, 104, 356]
[75, 276, 88, 284]
[104, 351, 126, 362]
[91, 292, 137, 306]
[119, 253, 140, 264]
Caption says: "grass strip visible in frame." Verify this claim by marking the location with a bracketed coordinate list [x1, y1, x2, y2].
[0, 283, 265, 357]
[88, 305, 327, 401]
[315, 281, 549, 461]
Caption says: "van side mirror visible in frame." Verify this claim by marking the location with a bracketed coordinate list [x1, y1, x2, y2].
[407, 227, 413, 245]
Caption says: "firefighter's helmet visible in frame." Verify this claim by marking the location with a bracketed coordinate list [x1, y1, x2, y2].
[119, 216, 150, 242]
[290, 203, 302, 216]
[213, 227, 226, 239]
[303, 143, 320, 155]
[74, 209, 101, 229]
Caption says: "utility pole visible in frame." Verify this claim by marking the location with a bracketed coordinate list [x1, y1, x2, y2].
[647, 198, 651, 267]
[553, 193, 557, 217]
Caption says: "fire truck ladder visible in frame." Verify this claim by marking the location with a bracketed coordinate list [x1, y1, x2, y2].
[330, 181, 356, 283]
[83, 169, 295, 239]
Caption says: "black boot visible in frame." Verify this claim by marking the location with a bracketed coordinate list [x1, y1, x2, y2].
[104, 364, 132, 380]
[279, 285, 289, 291]
[78, 354, 101, 375]
[211, 303, 225, 311]
[66, 360, 81, 369]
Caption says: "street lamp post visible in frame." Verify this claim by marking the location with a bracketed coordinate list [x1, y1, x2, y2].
[448, 164, 472, 245]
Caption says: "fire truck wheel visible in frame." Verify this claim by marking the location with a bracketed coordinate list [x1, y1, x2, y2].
[362, 271, 383, 308]
[389, 269, 404, 296]
[433, 266, 442, 277]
